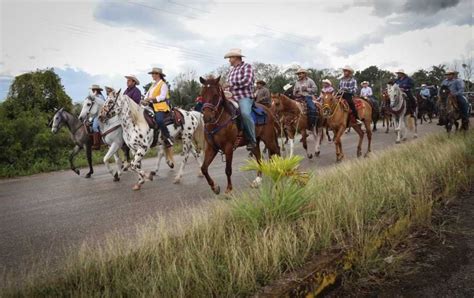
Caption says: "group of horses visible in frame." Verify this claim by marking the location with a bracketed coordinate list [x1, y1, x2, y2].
[50, 77, 466, 194]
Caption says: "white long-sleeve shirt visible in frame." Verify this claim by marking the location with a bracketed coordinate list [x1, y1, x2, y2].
[146, 79, 168, 102]
[360, 86, 373, 97]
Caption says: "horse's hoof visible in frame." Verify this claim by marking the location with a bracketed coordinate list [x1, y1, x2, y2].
[73, 169, 80, 175]
[132, 184, 141, 191]
[173, 177, 181, 184]
[414, 135, 418, 139]
[402, 137, 407, 142]
[198, 172, 204, 178]
[307, 154, 313, 159]
[315, 151, 320, 157]
[113, 173, 120, 182]
[364, 152, 370, 158]
[146, 172, 154, 181]
[150, 171, 156, 176]
[213, 185, 221, 195]
[167, 161, 174, 169]
[225, 188, 232, 194]
[85, 173, 92, 178]
[385, 131, 389, 134]
[395, 140, 401, 144]
[357, 152, 362, 158]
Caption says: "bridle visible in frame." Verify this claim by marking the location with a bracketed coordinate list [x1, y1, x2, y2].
[202, 84, 227, 125]
[102, 90, 121, 121]
[388, 86, 406, 115]
[322, 92, 343, 119]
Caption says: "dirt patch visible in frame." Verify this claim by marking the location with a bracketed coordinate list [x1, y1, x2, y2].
[328, 186, 474, 297]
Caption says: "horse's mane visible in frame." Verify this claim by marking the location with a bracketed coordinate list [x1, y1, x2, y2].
[124, 94, 146, 126]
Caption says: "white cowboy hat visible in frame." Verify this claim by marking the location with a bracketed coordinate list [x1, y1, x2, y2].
[322, 79, 332, 85]
[361, 81, 369, 85]
[342, 65, 354, 73]
[104, 86, 115, 91]
[147, 67, 166, 77]
[445, 69, 458, 75]
[283, 83, 293, 91]
[421, 83, 427, 87]
[224, 90, 233, 99]
[395, 69, 405, 74]
[224, 48, 245, 58]
[124, 75, 140, 85]
[90, 84, 103, 91]
[295, 68, 308, 74]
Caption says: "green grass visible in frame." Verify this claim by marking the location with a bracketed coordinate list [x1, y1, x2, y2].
[1, 131, 472, 296]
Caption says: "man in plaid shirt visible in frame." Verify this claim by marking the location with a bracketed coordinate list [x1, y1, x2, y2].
[339, 66, 362, 125]
[224, 48, 256, 150]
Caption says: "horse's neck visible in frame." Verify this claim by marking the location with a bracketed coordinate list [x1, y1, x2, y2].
[283, 97, 300, 113]
[64, 112, 82, 133]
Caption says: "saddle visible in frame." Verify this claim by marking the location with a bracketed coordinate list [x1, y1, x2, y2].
[341, 97, 365, 123]
[143, 107, 185, 129]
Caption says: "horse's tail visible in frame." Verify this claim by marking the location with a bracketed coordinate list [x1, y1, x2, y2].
[407, 115, 415, 130]
[193, 112, 206, 153]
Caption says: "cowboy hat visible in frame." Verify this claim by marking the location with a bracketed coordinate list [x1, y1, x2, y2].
[224, 48, 245, 58]
[90, 84, 103, 91]
[361, 81, 369, 85]
[224, 90, 233, 99]
[125, 75, 140, 85]
[256, 80, 266, 85]
[445, 69, 458, 75]
[421, 83, 427, 87]
[322, 79, 332, 85]
[148, 67, 166, 77]
[342, 65, 354, 73]
[283, 84, 293, 91]
[395, 69, 405, 74]
[295, 68, 308, 74]
[104, 86, 115, 92]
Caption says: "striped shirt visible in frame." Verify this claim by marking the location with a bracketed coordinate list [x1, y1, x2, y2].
[339, 77, 357, 94]
[227, 62, 254, 100]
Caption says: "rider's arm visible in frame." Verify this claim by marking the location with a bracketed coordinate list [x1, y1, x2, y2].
[454, 80, 465, 96]
[307, 79, 317, 94]
[155, 83, 168, 102]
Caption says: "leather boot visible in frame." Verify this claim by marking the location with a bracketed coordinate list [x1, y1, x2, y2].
[92, 132, 101, 150]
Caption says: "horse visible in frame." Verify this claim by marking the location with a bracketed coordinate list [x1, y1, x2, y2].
[380, 89, 394, 133]
[367, 96, 380, 131]
[386, 84, 418, 143]
[50, 108, 94, 178]
[271, 93, 322, 158]
[78, 93, 131, 181]
[416, 92, 435, 124]
[199, 76, 280, 194]
[321, 92, 373, 162]
[438, 85, 467, 133]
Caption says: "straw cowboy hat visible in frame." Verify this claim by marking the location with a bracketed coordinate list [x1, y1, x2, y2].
[125, 75, 140, 85]
[104, 86, 115, 92]
[342, 65, 354, 73]
[295, 68, 308, 74]
[395, 69, 406, 74]
[361, 81, 369, 85]
[256, 80, 266, 85]
[224, 48, 245, 58]
[283, 84, 293, 91]
[148, 67, 166, 77]
[322, 79, 332, 85]
[445, 69, 458, 75]
[90, 84, 103, 91]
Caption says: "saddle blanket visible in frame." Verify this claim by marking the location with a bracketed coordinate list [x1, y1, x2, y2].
[227, 98, 267, 125]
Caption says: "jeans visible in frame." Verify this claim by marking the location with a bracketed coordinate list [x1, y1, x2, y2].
[405, 90, 417, 114]
[238, 97, 256, 144]
[92, 117, 100, 133]
[155, 111, 171, 139]
[456, 95, 469, 119]
[304, 95, 317, 127]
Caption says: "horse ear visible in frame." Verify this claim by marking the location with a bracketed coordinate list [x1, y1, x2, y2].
[59, 107, 64, 112]
[199, 77, 206, 84]
[117, 89, 121, 95]
[215, 76, 221, 83]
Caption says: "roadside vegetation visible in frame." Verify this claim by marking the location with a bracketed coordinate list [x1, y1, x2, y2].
[2, 131, 472, 296]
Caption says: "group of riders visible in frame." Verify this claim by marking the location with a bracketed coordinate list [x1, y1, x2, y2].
[86, 48, 470, 151]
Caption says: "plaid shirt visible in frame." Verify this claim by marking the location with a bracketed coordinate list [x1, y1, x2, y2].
[227, 61, 254, 100]
[339, 77, 357, 94]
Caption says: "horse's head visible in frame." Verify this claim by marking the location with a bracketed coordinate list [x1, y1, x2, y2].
[79, 94, 102, 123]
[439, 85, 450, 100]
[199, 75, 223, 123]
[387, 83, 402, 108]
[271, 93, 284, 111]
[99, 90, 121, 122]
[321, 92, 337, 118]
[51, 108, 65, 134]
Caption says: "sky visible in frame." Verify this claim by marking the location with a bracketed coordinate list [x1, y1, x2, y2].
[0, 0, 472, 102]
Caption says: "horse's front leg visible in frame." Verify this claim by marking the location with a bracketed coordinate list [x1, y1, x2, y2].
[174, 133, 192, 184]
[121, 144, 131, 171]
[103, 142, 120, 181]
[201, 146, 219, 194]
[130, 148, 152, 191]
[190, 145, 204, 177]
[151, 144, 165, 176]
[69, 145, 82, 175]
[334, 126, 345, 162]
[224, 145, 234, 193]
[250, 142, 263, 188]
[85, 143, 94, 178]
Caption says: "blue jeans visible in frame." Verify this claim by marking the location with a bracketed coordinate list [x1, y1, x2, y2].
[456, 95, 469, 119]
[155, 111, 171, 139]
[92, 117, 100, 133]
[238, 97, 256, 144]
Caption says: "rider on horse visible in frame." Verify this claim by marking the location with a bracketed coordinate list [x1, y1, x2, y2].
[339, 66, 362, 125]
[394, 69, 416, 115]
[360, 81, 373, 98]
[89, 84, 105, 149]
[293, 68, 318, 129]
[223, 48, 257, 150]
[254, 80, 271, 107]
[145, 67, 173, 148]
[124, 75, 142, 105]
[439, 69, 469, 126]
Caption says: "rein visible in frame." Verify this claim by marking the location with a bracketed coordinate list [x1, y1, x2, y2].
[322, 94, 343, 119]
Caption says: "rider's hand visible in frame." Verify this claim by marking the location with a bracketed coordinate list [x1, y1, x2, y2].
[301, 86, 307, 91]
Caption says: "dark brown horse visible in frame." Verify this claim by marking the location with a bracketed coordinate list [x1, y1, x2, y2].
[199, 76, 280, 194]
[380, 89, 394, 133]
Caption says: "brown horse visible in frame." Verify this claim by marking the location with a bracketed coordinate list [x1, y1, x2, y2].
[271, 93, 323, 158]
[199, 76, 280, 194]
[381, 89, 394, 133]
[321, 92, 373, 162]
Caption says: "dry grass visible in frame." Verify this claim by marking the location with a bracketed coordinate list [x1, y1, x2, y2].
[1, 131, 472, 297]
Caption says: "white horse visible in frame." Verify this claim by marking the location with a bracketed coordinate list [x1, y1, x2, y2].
[78, 92, 128, 181]
[387, 84, 418, 143]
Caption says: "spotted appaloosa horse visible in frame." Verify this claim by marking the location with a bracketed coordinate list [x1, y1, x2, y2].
[199, 76, 280, 194]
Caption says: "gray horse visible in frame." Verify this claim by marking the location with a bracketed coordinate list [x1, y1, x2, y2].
[51, 108, 94, 178]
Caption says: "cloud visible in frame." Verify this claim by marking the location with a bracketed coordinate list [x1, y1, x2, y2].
[0, 75, 13, 101]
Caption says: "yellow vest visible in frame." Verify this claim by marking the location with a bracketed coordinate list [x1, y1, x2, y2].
[151, 80, 171, 112]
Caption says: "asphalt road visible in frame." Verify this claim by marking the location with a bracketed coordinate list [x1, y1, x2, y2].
[0, 121, 447, 275]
